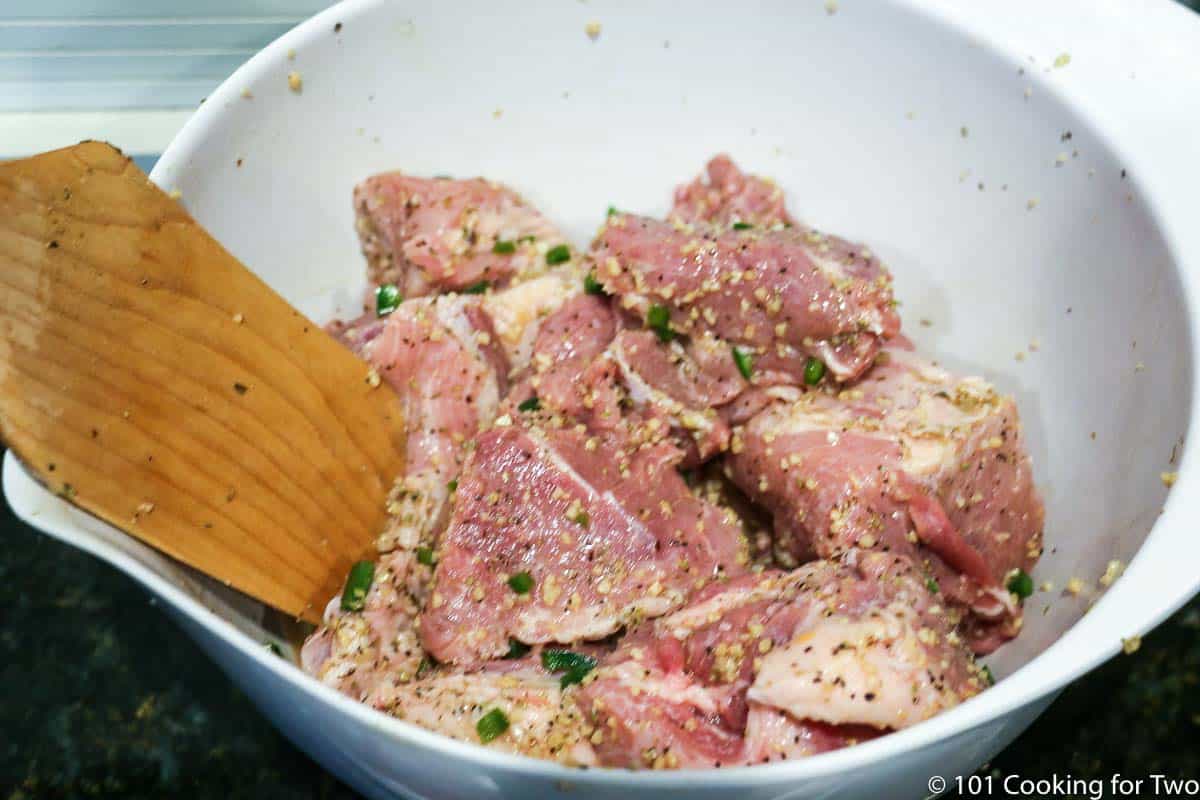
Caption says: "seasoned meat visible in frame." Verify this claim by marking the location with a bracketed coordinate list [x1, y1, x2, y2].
[576, 553, 983, 768]
[501, 292, 619, 419]
[481, 263, 588, 376]
[608, 330, 735, 465]
[591, 213, 899, 382]
[354, 172, 569, 296]
[726, 341, 1044, 652]
[376, 664, 597, 766]
[354, 296, 506, 552]
[419, 418, 749, 666]
[300, 156, 1048, 769]
[299, 549, 430, 705]
[671, 154, 794, 229]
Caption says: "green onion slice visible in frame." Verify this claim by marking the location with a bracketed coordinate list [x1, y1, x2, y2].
[583, 272, 605, 296]
[340, 560, 375, 611]
[461, 280, 489, 295]
[803, 356, 827, 385]
[375, 284, 402, 317]
[507, 571, 534, 594]
[541, 649, 598, 688]
[647, 304, 673, 343]
[476, 708, 510, 743]
[492, 239, 516, 255]
[545, 244, 571, 265]
[518, 396, 541, 412]
[732, 347, 753, 380]
[1006, 569, 1034, 599]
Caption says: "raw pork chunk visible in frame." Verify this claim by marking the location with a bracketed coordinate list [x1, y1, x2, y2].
[591, 213, 899, 382]
[354, 172, 570, 296]
[726, 342, 1044, 652]
[577, 552, 984, 769]
[377, 662, 597, 766]
[419, 417, 750, 666]
[671, 154, 794, 229]
[342, 295, 508, 553]
[300, 549, 431, 704]
[500, 294, 729, 465]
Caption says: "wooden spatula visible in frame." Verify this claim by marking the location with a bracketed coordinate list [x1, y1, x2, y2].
[0, 141, 406, 624]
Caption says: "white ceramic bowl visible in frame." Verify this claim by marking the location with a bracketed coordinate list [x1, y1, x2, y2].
[7, 1, 1200, 797]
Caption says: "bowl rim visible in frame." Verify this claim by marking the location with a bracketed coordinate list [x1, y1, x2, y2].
[10, 0, 1200, 787]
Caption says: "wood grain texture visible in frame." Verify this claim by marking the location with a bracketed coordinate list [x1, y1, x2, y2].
[0, 141, 406, 623]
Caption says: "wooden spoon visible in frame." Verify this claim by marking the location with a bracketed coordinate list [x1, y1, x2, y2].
[0, 141, 407, 624]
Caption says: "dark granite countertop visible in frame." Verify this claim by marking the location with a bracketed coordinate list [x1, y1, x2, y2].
[2, 489, 1199, 799]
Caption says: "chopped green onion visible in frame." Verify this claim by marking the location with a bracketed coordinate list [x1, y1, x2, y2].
[572, 511, 590, 528]
[476, 708, 510, 743]
[263, 640, 283, 657]
[541, 649, 593, 672]
[508, 571, 534, 594]
[803, 356, 827, 385]
[1006, 569, 1034, 599]
[583, 272, 605, 296]
[606, 205, 619, 217]
[375, 283, 402, 317]
[505, 638, 532, 659]
[461, 280, 490, 295]
[492, 239, 516, 255]
[340, 560, 375, 611]
[926, 577, 940, 594]
[416, 546, 436, 566]
[732, 221, 753, 230]
[416, 656, 434, 677]
[646, 304, 674, 343]
[518, 396, 541, 412]
[447, 478, 458, 492]
[542, 649, 598, 688]
[981, 664, 995, 686]
[546, 244, 571, 265]
[517, 235, 537, 244]
[732, 347, 753, 380]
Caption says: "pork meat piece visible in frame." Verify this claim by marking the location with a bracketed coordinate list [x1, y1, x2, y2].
[577, 553, 983, 769]
[325, 268, 602, 556]
[419, 417, 750, 666]
[685, 463, 777, 570]
[726, 341, 1044, 652]
[348, 296, 507, 552]
[306, 278, 612, 695]
[300, 549, 431, 704]
[375, 662, 597, 766]
[591, 213, 899, 382]
[741, 706, 878, 766]
[481, 261, 588, 376]
[497, 291, 726, 467]
[671, 154, 794, 229]
[608, 330, 736, 465]
[501, 291, 619, 420]
[354, 172, 570, 296]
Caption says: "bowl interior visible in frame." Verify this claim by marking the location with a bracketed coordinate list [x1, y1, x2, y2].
[14, 0, 1190, 750]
